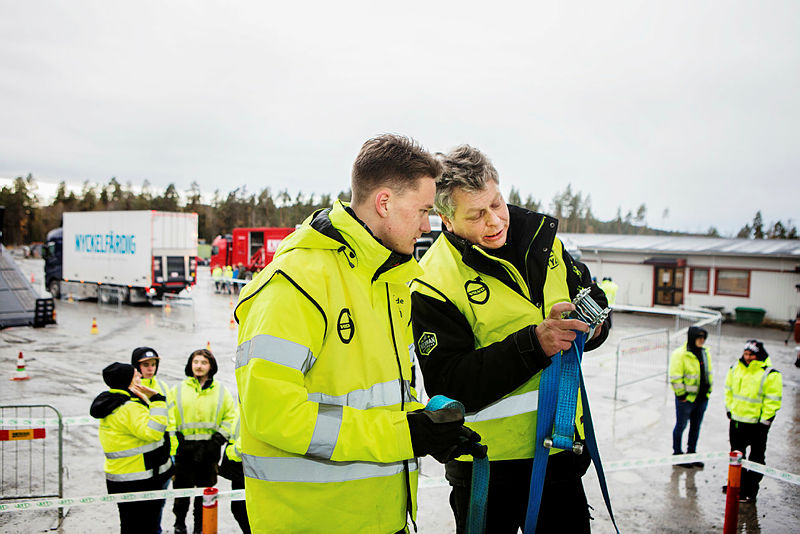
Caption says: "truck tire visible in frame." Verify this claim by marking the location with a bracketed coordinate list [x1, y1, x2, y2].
[47, 279, 60, 299]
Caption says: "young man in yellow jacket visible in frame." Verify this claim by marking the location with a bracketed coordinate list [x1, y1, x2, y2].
[669, 326, 713, 467]
[90, 362, 173, 534]
[725, 340, 782, 503]
[235, 135, 482, 533]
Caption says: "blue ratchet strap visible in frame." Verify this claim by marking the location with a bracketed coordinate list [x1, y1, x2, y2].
[425, 395, 489, 534]
[524, 332, 619, 534]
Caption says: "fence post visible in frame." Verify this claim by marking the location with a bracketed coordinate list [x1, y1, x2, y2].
[723, 450, 743, 534]
[202, 486, 219, 534]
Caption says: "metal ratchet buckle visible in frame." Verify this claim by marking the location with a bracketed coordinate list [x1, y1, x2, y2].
[543, 436, 585, 455]
[563, 287, 610, 339]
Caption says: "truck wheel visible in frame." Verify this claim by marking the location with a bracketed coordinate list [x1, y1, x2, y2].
[48, 279, 60, 298]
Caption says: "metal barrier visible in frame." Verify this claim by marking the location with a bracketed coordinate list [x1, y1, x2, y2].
[0, 405, 64, 524]
[614, 328, 670, 399]
[161, 293, 196, 330]
[611, 306, 722, 400]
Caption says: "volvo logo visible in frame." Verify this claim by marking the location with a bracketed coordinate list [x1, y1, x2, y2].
[548, 252, 559, 270]
[337, 308, 355, 344]
[465, 278, 489, 305]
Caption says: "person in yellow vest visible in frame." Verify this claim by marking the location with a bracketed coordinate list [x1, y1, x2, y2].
[410, 145, 609, 533]
[598, 277, 618, 328]
[130, 347, 173, 534]
[218, 411, 250, 533]
[90, 362, 173, 534]
[170, 349, 236, 534]
[669, 326, 712, 467]
[223, 265, 234, 295]
[212, 265, 224, 293]
[725, 340, 782, 503]
[235, 134, 482, 533]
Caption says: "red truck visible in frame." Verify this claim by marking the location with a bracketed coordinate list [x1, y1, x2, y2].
[210, 227, 294, 272]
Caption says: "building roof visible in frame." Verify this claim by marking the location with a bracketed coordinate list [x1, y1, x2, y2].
[560, 233, 800, 259]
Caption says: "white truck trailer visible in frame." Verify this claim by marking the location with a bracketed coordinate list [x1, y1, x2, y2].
[44, 211, 198, 303]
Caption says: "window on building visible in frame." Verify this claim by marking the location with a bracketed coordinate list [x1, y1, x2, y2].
[690, 268, 710, 294]
[715, 269, 750, 297]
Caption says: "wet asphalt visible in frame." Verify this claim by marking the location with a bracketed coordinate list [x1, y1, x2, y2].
[1, 258, 798, 533]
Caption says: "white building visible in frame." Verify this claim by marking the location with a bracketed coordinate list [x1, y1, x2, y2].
[563, 234, 800, 322]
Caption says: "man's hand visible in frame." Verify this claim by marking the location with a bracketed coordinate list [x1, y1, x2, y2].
[534, 302, 590, 357]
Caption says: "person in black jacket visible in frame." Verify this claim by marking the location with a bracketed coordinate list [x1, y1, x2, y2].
[410, 145, 609, 533]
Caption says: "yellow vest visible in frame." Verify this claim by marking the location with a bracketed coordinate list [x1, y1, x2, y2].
[171, 378, 236, 442]
[235, 201, 424, 533]
[412, 233, 583, 461]
[668, 344, 713, 402]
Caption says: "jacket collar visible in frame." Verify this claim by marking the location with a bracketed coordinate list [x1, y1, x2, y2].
[311, 201, 422, 283]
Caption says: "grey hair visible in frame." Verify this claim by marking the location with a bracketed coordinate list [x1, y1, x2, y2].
[435, 145, 500, 218]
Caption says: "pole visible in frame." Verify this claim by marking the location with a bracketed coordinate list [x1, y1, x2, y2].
[723, 450, 743, 534]
[202, 487, 219, 534]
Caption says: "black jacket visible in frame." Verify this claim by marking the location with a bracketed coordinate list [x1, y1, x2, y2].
[411, 205, 609, 413]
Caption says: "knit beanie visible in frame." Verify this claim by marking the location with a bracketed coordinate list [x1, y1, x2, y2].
[743, 339, 768, 361]
[103, 362, 135, 390]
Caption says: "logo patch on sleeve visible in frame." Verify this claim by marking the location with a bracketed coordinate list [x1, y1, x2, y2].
[417, 332, 438, 356]
[548, 252, 560, 270]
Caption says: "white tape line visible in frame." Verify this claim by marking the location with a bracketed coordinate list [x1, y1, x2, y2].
[0, 488, 246, 513]
[742, 460, 800, 485]
[0, 416, 97, 428]
[605, 451, 730, 471]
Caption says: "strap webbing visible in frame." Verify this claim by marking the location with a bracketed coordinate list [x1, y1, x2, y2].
[524, 332, 619, 534]
[425, 395, 489, 534]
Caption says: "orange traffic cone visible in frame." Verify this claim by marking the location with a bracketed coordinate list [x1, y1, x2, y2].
[11, 351, 30, 381]
[165, 301, 172, 315]
[91, 317, 99, 335]
[229, 298, 234, 309]
[30, 273, 35, 283]
[68, 293, 74, 303]
[206, 341, 211, 350]
[229, 316, 236, 329]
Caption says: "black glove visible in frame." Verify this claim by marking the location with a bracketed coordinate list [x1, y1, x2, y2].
[407, 408, 485, 463]
[211, 431, 229, 447]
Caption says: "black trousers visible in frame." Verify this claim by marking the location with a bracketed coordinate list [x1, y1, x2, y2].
[729, 420, 770, 498]
[219, 453, 251, 534]
[447, 451, 592, 534]
[172, 457, 217, 532]
[106, 476, 166, 534]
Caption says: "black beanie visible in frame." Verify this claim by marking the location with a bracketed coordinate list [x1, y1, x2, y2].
[103, 362, 135, 390]
[131, 347, 160, 371]
[744, 339, 769, 361]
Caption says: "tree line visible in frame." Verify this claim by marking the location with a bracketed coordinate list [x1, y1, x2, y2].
[0, 174, 796, 245]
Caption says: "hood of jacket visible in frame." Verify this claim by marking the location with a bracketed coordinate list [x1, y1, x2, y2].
[89, 389, 132, 419]
[687, 326, 708, 359]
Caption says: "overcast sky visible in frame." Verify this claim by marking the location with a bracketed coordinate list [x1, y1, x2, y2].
[1, 1, 798, 236]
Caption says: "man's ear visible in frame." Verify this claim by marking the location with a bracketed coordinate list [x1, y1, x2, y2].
[439, 212, 454, 233]
[374, 189, 391, 218]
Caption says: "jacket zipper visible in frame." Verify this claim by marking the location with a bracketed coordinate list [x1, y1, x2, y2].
[385, 282, 416, 532]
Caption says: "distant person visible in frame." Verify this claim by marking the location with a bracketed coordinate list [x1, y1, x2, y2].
[90, 363, 173, 534]
[725, 340, 782, 503]
[212, 265, 223, 293]
[171, 349, 237, 534]
[130, 347, 172, 534]
[598, 277, 619, 328]
[223, 265, 234, 294]
[669, 326, 713, 467]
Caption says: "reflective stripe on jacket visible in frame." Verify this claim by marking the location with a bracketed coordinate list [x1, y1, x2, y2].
[235, 201, 423, 533]
[171, 378, 236, 442]
[669, 344, 713, 402]
[98, 389, 171, 482]
[725, 359, 782, 423]
[411, 210, 588, 462]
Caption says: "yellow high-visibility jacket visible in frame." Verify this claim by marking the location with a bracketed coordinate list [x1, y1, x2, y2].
[725, 359, 782, 424]
[410, 206, 606, 461]
[669, 344, 713, 402]
[170, 377, 236, 446]
[92, 389, 172, 482]
[235, 201, 423, 533]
